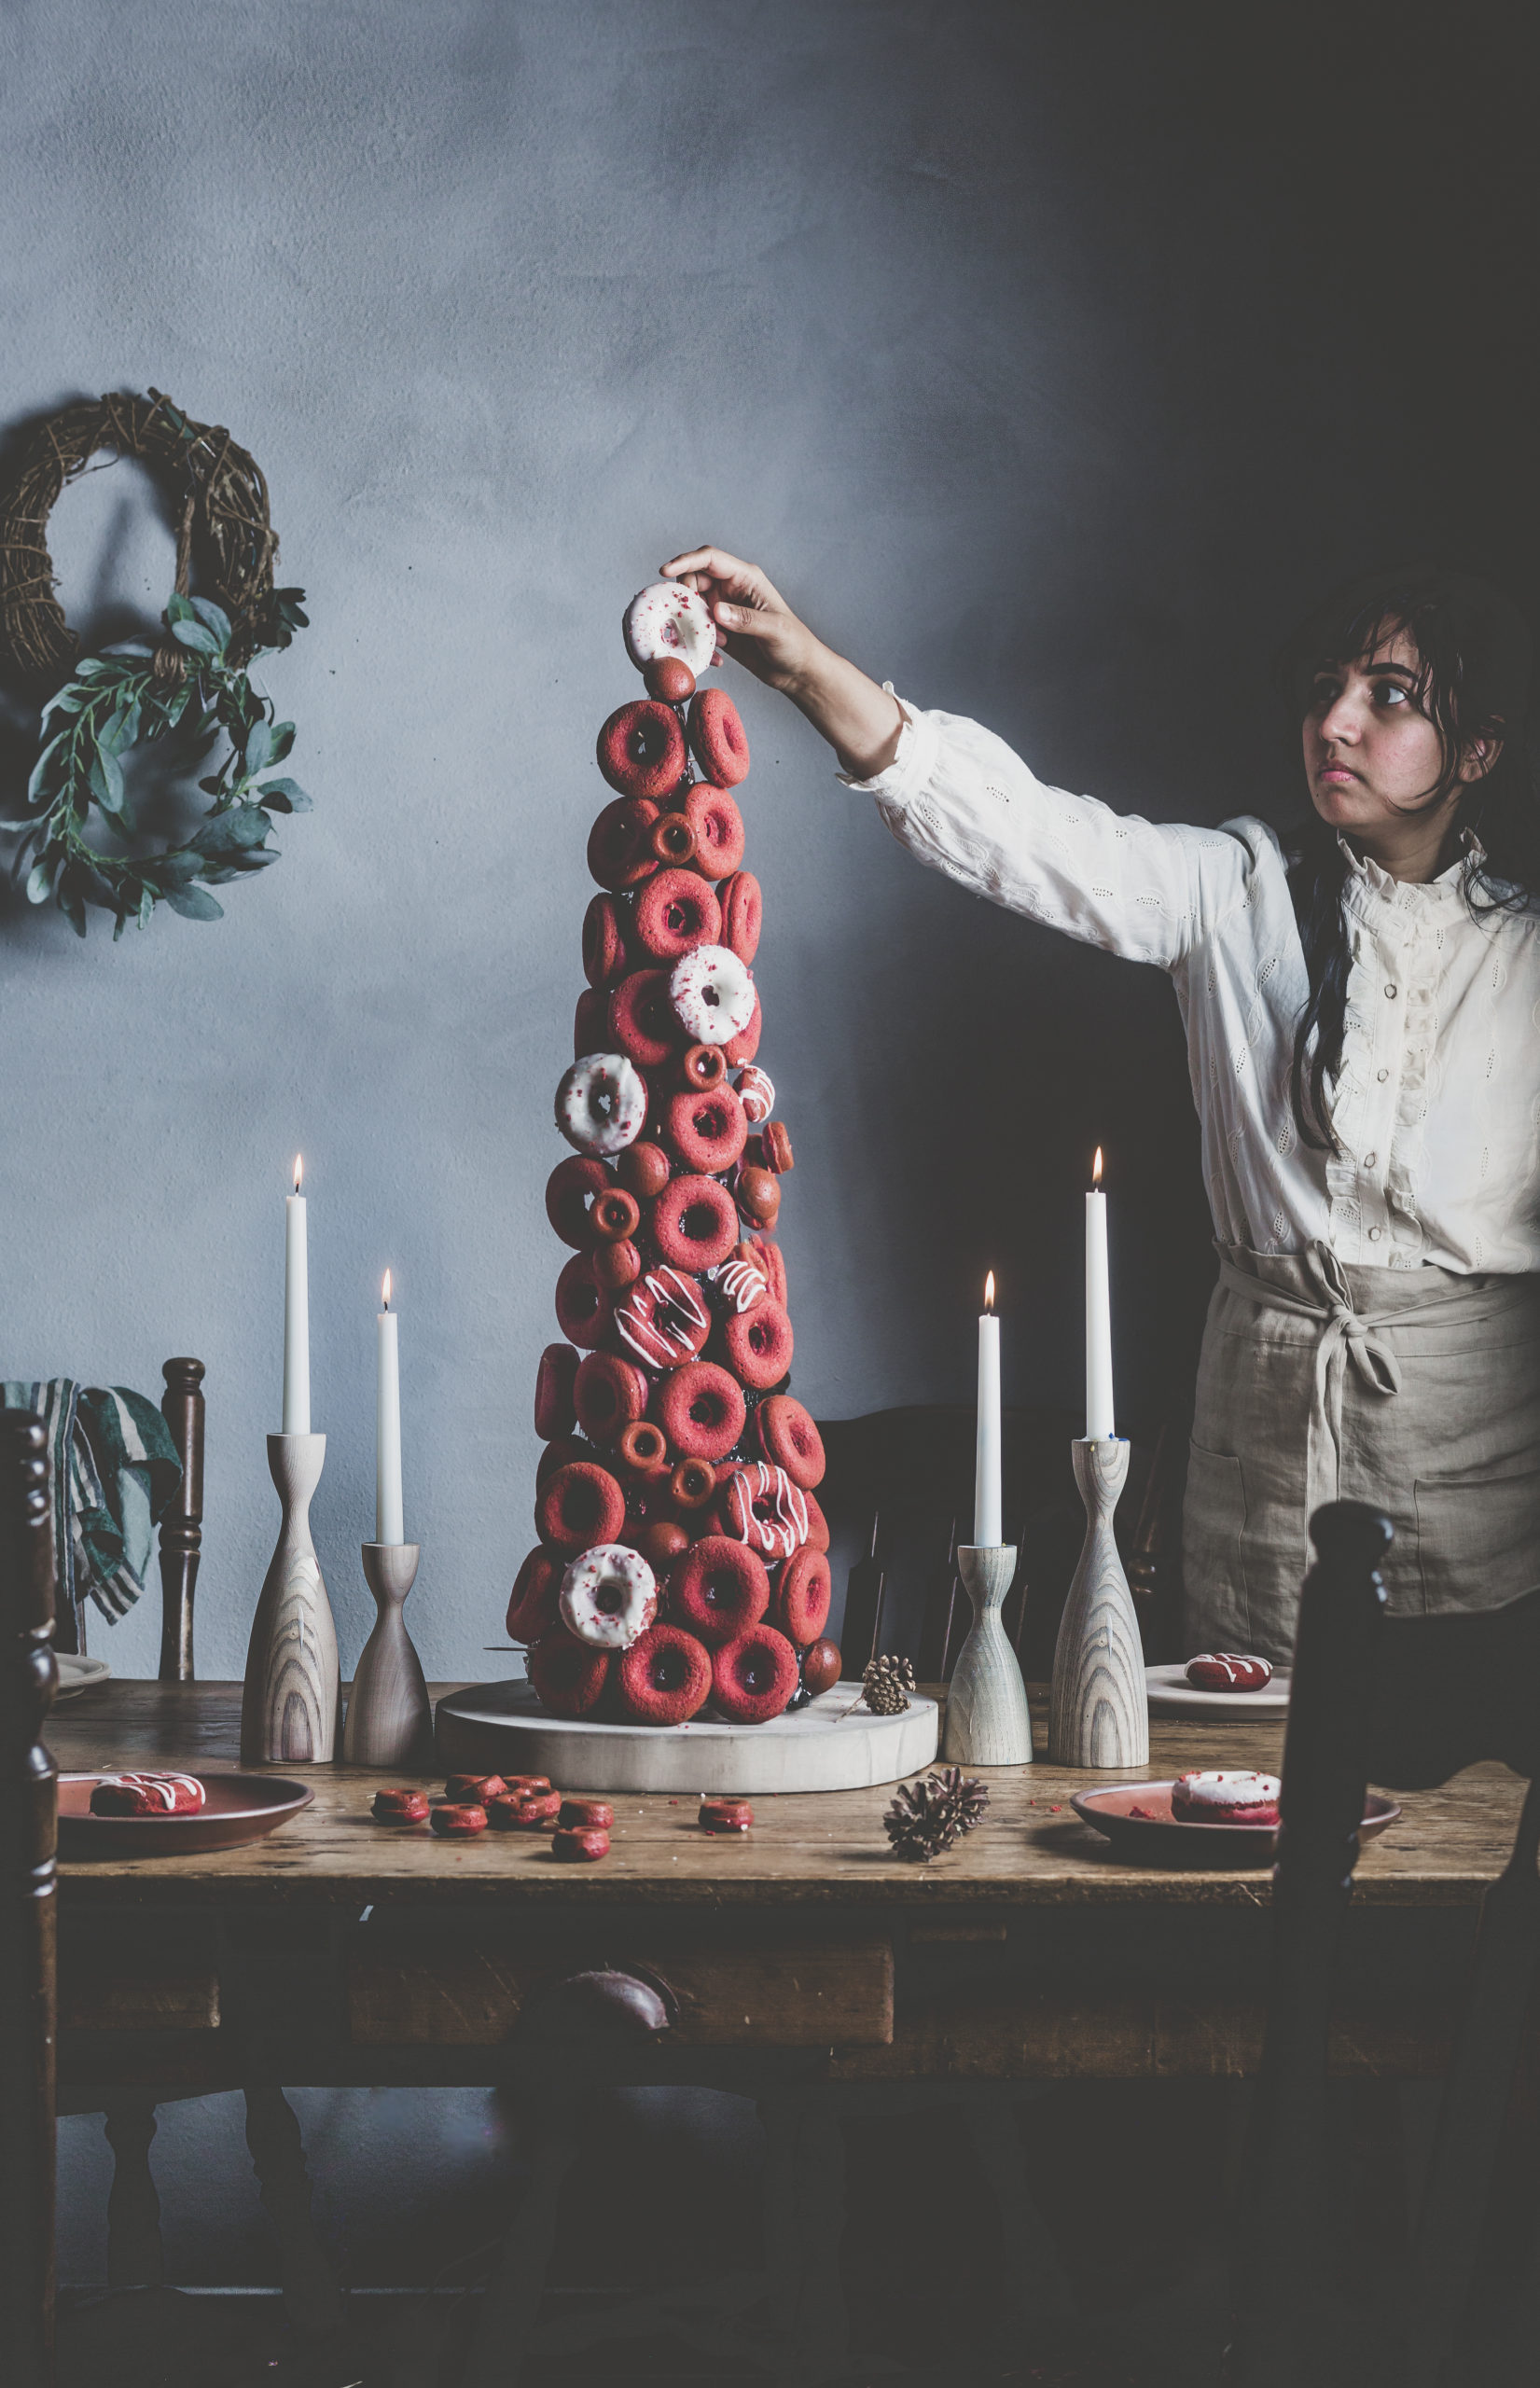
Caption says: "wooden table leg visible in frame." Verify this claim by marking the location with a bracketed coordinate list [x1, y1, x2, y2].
[459, 2095, 583, 2388]
[243, 2086, 347, 2342]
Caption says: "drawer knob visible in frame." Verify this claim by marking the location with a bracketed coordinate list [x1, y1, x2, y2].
[527, 1965, 677, 2038]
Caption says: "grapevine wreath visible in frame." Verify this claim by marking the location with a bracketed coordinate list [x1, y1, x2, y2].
[0, 389, 311, 937]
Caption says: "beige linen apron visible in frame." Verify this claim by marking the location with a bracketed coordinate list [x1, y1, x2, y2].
[1182, 1242, 1540, 1663]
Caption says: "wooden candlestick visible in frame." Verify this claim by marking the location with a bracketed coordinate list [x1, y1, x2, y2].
[241, 1434, 339, 1766]
[342, 1544, 432, 1769]
[1049, 1438, 1148, 1769]
[940, 1545, 1034, 1767]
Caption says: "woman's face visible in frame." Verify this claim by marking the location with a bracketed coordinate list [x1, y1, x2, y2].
[1300, 629, 1463, 836]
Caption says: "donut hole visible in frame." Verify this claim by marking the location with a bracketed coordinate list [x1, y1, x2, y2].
[684, 1200, 721, 1242]
[648, 1639, 696, 1691]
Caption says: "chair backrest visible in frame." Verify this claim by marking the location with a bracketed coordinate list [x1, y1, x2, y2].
[1238, 1501, 1540, 2386]
[156, 1357, 204, 1683]
[0, 1407, 58, 2388]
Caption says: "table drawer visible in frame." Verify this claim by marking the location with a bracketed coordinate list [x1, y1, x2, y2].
[347, 1930, 894, 2048]
[59, 1925, 220, 2034]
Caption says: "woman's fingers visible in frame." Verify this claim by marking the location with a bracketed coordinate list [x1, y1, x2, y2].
[659, 547, 811, 690]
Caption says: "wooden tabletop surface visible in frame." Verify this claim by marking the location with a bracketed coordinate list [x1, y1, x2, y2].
[48, 1679, 1523, 1909]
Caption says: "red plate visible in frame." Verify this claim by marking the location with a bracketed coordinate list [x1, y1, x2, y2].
[58, 1770, 313, 1857]
[1069, 1781, 1401, 1867]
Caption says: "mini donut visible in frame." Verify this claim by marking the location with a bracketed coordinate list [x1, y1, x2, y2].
[559, 1798, 615, 1829]
[735, 1063, 774, 1124]
[554, 1253, 612, 1351]
[771, 1548, 831, 1646]
[1171, 1770, 1282, 1826]
[655, 1361, 746, 1463]
[700, 1798, 754, 1832]
[633, 1517, 691, 1569]
[617, 1140, 671, 1199]
[535, 1436, 587, 1489]
[719, 1462, 808, 1562]
[587, 795, 661, 890]
[756, 1395, 825, 1489]
[734, 1164, 780, 1230]
[552, 1825, 611, 1860]
[725, 1298, 794, 1390]
[756, 1121, 794, 1175]
[556, 1052, 647, 1157]
[1185, 1653, 1274, 1693]
[668, 1535, 770, 1647]
[582, 892, 631, 988]
[670, 1456, 717, 1510]
[682, 783, 745, 880]
[651, 1173, 739, 1270]
[596, 700, 687, 801]
[663, 1084, 748, 1174]
[633, 868, 722, 963]
[546, 1156, 609, 1249]
[617, 1419, 670, 1479]
[650, 811, 698, 866]
[431, 1803, 488, 1838]
[614, 1265, 711, 1368]
[644, 655, 697, 704]
[560, 1543, 659, 1649]
[487, 1790, 560, 1830]
[527, 1622, 612, 1718]
[711, 1625, 798, 1724]
[445, 1773, 507, 1803]
[534, 1341, 580, 1438]
[710, 1243, 769, 1314]
[753, 1236, 788, 1306]
[536, 1460, 627, 1555]
[573, 1351, 649, 1444]
[724, 994, 762, 1067]
[372, 1788, 430, 1825]
[800, 1637, 842, 1698]
[90, 1771, 204, 1816]
[669, 945, 756, 1046]
[609, 968, 679, 1069]
[617, 1621, 714, 1725]
[575, 986, 605, 1059]
[687, 686, 751, 788]
[623, 581, 718, 677]
[718, 872, 762, 965]
[682, 1042, 728, 1091]
[801, 1490, 829, 1553]
[590, 1237, 641, 1291]
[592, 1187, 640, 1243]
[507, 1547, 565, 1643]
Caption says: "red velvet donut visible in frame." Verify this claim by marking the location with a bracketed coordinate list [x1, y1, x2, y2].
[582, 892, 631, 987]
[633, 868, 722, 963]
[596, 700, 688, 801]
[552, 1825, 611, 1859]
[633, 1518, 690, 1569]
[613, 1265, 710, 1368]
[734, 1164, 780, 1230]
[718, 1463, 809, 1561]
[683, 783, 745, 880]
[802, 1490, 830, 1552]
[617, 1140, 671, 1200]
[587, 795, 661, 889]
[545, 1156, 608, 1249]
[617, 1419, 670, 1479]
[723, 993, 761, 1065]
[681, 1042, 728, 1091]
[725, 1298, 794, 1390]
[510, 1547, 563, 1643]
[590, 1237, 641, 1292]
[671, 1457, 717, 1511]
[431, 1803, 488, 1837]
[643, 656, 696, 703]
[651, 1173, 739, 1270]
[668, 1535, 770, 1647]
[591, 1186, 641, 1242]
[575, 987, 604, 1059]
[711, 1625, 798, 1724]
[663, 1084, 748, 1174]
[573, 1351, 649, 1444]
[528, 1623, 612, 1718]
[756, 1394, 825, 1489]
[687, 687, 751, 788]
[534, 1341, 580, 1437]
[801, 1637, 842, 1697]
[608, 968, 679, 1069]
[718, 871, 761, 964]
[617, 1623, 713, 1725]
[554, 1254, 612, 1351]
[536, 1461, 627, 1554]
[535, 1436, 586, 1489]
[654, 1362, 746, 1464]
[771, 1547, 832, 1646]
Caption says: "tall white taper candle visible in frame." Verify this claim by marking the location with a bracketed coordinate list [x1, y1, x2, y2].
[975, 1271, 1002, 1547]
[376, 1271, 404, 1546]
[1086, 1147, 1115, 1439]
[282, 1157, 311, 1435]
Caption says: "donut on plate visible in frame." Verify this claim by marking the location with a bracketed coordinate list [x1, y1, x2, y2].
[608, 968, 679, 1069]
[756, 1394, 825, 1488]
[528, 1623, 612, 1718]
[668, 1535, 770, 1647]
[614, 1265, 711, 1368]
[663, 1083, 748, 1174]
[718, 871, 762, 964]
[623, 582, 718, 678]
[687, 687, 751, 787]
[650, 1173, 739, 1271]
[718, 1462, 809, 1562]
[1185, 1653, 1273, 1692]
[560, 1543, 659, 1649]
[554, 1254, 612, 1351]
[735, 1062, 773, 1123]
[536, 1460, 627, 1555]
[683, 783, 745, 879]
[573, 1351, 649, 1444]
[655, 1361, 746, 1464]
[596, 700, 687, 801]
[534, 1341, 580, 1438]
[770, 1547, 832, 1646]
[587, 795, 661, 890]
[723, 993, 762, 1066]
[711, 1625, 798, 1724]
[582, 892, 631, 987]
[669, 944, 756, 1046]
[617, 1622, 714, 1726]
[556, 1052, 647, 1157]
[90, 1772, 204, 1817]
[633, 868, 722, 962]
[725, 1298, 794, 1390]
[1170, 1770, 1282, 1826]
[506, 1547, 564, 1643]
[546, 1156, 609, 1249]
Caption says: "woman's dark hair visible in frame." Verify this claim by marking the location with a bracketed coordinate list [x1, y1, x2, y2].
[1277, 564, 1536, 1150]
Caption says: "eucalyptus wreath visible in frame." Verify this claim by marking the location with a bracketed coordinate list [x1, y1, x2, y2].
[0, 390, 312, 937]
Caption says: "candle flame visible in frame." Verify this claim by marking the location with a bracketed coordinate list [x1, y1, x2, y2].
[382, 1270, 392, 1311]
[1092, 1146, 1103, 1188]
[293, 1155, 303, 1193]
[984, 1270, 995, 1312]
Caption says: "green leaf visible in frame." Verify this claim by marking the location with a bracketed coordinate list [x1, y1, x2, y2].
[25, 854, 57, 904]
[192, 805, 271, 856]
[40, 690, 83, 720]
[171, 618, 219, 656]
[103, 639, 154, 659]
[138, 885, 155, 929]
[89, 747, 126, 814]
[165, 593, 197, 624]
[188, 597, 232, 646]
[244, 719, 273, 775]
[58, 882, 88, 937]
[163, 883, 224, 921]
[27, 735, 65, 802]
[99, 706, 132, 753]
[257, 777, 312, 813]
[73, 657, 112, 679]
[269, 722, 296, 765]
[154, 851, 200, 887]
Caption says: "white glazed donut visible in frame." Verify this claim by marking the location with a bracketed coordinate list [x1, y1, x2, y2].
[669, 945, 756, 1046]
[1170, 1770, 1282, 1823]
[556, 1052, 648, 1156]
[560, 1543, 659, 1650]
[623, 583, 717, 677]
[722, 1461, 808, 1562]
[735, 1065, 775, 1125]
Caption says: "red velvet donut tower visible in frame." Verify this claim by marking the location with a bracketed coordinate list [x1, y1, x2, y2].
[507, 584, 838, 1729]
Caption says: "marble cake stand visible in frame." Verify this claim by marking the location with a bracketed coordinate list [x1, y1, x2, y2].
[434, 1679, 939, 1797]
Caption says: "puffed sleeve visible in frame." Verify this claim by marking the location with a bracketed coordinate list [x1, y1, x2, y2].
[840, 694, 1263, 970]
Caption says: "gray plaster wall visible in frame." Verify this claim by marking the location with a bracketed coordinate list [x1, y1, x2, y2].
[3, 1, 1536, 1684]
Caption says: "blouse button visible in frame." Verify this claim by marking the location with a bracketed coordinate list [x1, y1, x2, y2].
[1368, 1227, 1382, 1242]
[1377, 1067, 1389, 1082]
[1364, 1152, 1377, 1168]
[1384, 983, 1398, 999]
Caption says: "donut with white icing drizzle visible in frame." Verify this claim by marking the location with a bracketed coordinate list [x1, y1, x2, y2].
[614, 1266, 710, 1368]
[1185, 1652, 1272, 1693]
[718, 1462, 809, 1562]
[90, 1772, 205, 1816]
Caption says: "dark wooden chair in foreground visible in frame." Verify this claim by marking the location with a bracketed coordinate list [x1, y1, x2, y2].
[1237, 1501, 1540, 2387]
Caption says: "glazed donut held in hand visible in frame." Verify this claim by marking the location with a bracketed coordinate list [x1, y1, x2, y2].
[624, 581, 718, 678]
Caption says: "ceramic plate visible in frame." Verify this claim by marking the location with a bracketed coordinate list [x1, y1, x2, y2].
[57, 1770, 313, 1857]
[1144, 1662, 1291, 1719]
[1070, 1781, 1400, 1866]
[55, 1653, 111, 1700]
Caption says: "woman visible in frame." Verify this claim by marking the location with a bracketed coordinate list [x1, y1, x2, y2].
[660, 547, 1540, 1659]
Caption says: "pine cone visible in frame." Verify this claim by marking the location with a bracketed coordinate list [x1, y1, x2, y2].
[862, 1654, 916, 1715]
[882, 1766, 990, 1863]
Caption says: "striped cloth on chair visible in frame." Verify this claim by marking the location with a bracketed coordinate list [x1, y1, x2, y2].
[1, 1380, 182, 1645]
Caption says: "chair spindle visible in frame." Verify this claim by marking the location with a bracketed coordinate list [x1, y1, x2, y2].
[158, 1358, 204, 1684]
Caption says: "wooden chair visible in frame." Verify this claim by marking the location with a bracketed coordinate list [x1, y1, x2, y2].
[1236, 1500, 1540, 2387]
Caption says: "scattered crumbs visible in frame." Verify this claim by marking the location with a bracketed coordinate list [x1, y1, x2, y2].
[1049, 1805, 1061, 1812]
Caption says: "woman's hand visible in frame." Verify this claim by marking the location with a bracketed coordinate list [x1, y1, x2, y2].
[660, 546, 904, 781]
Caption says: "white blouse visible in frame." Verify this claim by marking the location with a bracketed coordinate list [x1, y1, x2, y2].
[844, 698, 1540, 1274]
